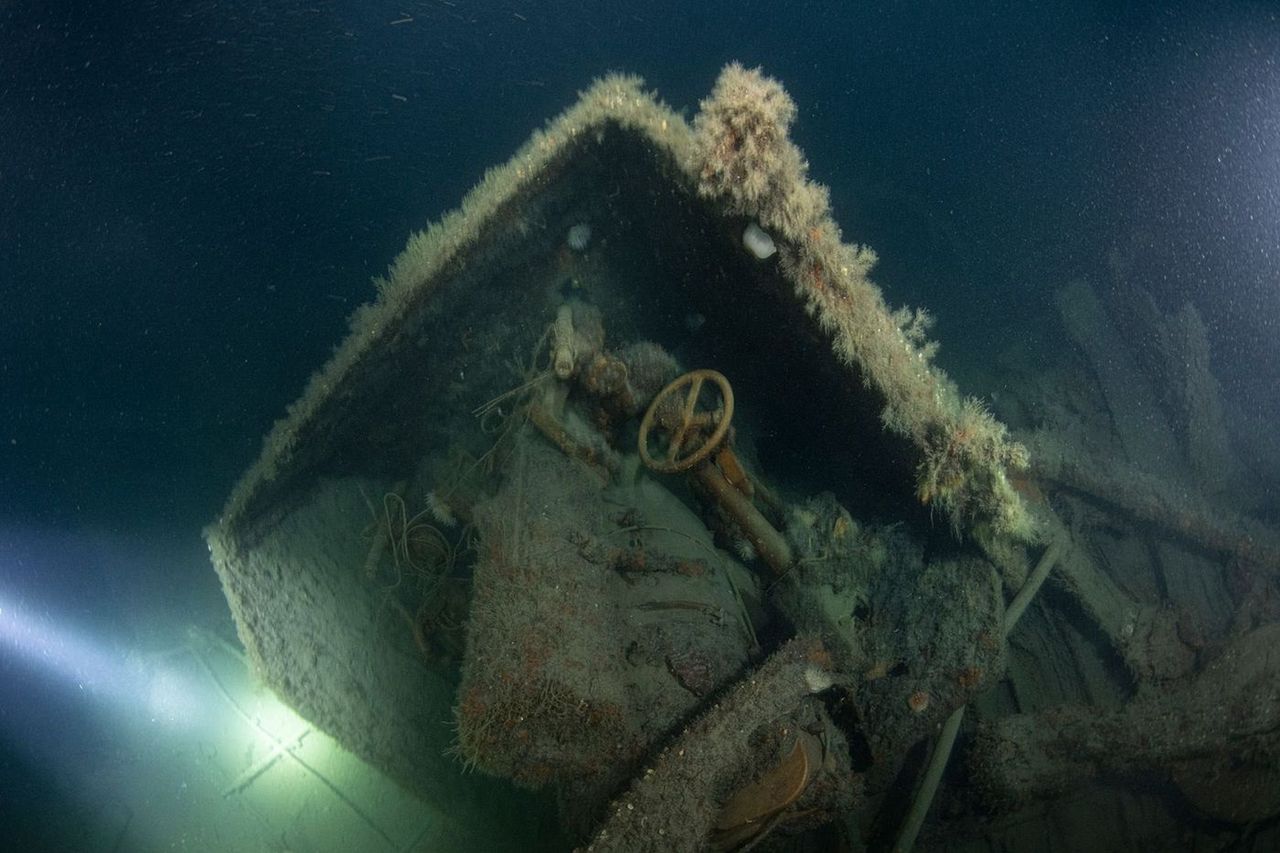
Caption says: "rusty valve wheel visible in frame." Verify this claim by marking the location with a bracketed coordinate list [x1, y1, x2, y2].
[638, 369, 735, 474]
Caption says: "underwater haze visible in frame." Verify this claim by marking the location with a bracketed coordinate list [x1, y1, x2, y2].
[3, 1, 1280, 851]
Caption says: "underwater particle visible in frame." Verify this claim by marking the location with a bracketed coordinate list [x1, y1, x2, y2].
[907, 690, 930, 714]
[684, 312, 706, 333]
[742, 221, 776, 259]
[567, 222, 592, 251]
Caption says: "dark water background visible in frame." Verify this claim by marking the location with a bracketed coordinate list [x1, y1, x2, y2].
[1, 0, 1278, 847]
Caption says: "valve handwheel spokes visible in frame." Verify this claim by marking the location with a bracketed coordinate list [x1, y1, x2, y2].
[638, 369, 735, 474]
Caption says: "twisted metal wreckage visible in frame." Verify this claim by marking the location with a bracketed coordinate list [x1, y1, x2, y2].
[205, 65, 1280, 851]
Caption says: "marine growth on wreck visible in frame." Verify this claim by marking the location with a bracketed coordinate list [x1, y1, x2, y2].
[206, 64, 1280, 852]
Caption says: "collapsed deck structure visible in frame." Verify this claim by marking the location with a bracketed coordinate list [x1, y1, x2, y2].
[205, 65, 1278, 851]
